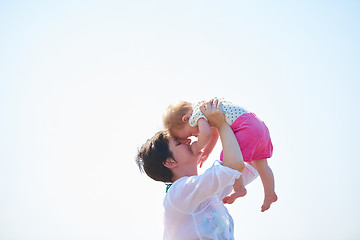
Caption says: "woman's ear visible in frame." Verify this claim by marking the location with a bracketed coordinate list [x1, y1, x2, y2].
[182, 114, 190, 122]
[163, 158, 177, 169]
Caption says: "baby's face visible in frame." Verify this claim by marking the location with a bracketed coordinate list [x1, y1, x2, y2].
[173, 124, 199, 140]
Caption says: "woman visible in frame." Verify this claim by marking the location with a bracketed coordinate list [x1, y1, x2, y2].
[136, 99, 258, 240]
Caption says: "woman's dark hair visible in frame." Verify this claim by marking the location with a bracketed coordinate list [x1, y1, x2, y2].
[136, 130, 174, 183]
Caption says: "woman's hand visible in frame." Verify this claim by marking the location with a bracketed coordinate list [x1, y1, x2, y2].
[199, 98, 226, 129]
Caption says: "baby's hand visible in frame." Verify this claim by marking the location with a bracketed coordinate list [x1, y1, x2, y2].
[198, 153, 209, 168]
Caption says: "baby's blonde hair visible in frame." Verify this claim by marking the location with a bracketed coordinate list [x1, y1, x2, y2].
[163, 101, 192, 137]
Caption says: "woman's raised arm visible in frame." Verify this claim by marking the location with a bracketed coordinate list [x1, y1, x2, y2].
[200, 99, 245, 173]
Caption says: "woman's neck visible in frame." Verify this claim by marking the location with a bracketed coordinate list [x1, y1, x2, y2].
[172, 166, 198, 182]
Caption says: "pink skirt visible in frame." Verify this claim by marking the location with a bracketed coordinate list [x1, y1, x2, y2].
[220, 112, 273, 162]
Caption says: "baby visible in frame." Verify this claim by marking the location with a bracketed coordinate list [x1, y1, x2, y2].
[163, 98, 277, 212]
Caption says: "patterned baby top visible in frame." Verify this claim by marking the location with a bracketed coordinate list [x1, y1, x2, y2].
[189, 99, 248, 127]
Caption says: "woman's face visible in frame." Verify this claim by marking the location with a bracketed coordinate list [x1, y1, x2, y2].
[168, 138, 198, 165]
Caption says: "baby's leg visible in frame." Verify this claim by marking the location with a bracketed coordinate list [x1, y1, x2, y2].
[252, 158, 277, 212]
[222, 176, 247, 204]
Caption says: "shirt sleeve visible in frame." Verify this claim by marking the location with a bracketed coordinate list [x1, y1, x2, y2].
[189, 101, 208, 127]
[169, 164, 241, 212]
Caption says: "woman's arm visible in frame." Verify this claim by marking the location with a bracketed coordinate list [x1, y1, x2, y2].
[200, 99, 245, 173]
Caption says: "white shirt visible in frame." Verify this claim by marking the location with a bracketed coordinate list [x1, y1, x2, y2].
[163, 162, 258, 240]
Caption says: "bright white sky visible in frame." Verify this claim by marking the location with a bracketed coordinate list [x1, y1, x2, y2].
[1, 0, 360, 239]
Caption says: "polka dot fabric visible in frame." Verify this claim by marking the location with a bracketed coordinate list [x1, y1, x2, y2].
[189, 99, 248, 127]
[222, 100, 248, 125]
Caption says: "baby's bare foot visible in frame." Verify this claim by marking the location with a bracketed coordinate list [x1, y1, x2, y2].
[222, 188, 247, 204]
[261, 193, 278, 212]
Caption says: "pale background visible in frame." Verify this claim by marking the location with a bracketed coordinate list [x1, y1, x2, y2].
[1, 1, 360, 239]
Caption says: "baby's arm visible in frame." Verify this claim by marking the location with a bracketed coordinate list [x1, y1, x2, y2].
[198, 128, 219, 167]
[190, 118, 211, 154]
[203, 127, 219, 156]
